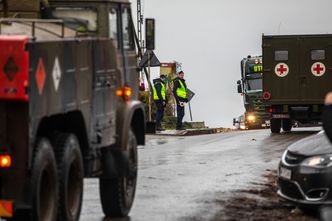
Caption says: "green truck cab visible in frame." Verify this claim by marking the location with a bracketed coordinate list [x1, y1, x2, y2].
[262, 34, 332, 133]
[237, 55, 270, 129]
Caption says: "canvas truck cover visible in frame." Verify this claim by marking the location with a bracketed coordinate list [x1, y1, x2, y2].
[262, 34, 332, 105]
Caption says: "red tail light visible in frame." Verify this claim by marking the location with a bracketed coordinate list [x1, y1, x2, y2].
[263, 91, 271, 100]
[0, 35, 29, 101]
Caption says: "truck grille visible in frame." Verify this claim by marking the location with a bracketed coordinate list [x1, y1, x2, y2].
[284, 151, 306, 165]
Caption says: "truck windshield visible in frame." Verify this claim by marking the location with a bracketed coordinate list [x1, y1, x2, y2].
[246, 78, 262, 92]
[52, 7, 98, 32]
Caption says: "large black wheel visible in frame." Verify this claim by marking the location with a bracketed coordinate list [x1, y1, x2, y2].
[99, 129, 138, 218]
[282, 119, 292, 132]
[270, 118, 281, 133]
[53, 133, 84, 221]
[31, 138, 58, 221]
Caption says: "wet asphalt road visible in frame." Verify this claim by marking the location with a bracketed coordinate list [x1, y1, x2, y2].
[80, 127, 321, 221]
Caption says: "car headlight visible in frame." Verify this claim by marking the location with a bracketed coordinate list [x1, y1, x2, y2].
[301, 155, 332, 168]
[247, 115, 255, 121]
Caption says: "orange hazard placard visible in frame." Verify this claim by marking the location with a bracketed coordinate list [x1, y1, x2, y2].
[36, 58, 46, 95]
[0, 201, 13, 218]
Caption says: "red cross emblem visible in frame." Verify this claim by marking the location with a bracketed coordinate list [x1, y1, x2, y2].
[275, 63, 289, 77]
[311, 62, 325, 77]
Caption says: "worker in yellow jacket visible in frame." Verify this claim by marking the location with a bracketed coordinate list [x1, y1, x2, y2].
[173, 71, 188, 130]
[153, 74, 167, 131]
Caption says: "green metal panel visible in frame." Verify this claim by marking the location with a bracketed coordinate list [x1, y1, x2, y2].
[298, 36, 332, 102]
[263, 36, 299, 103]
[263, 34, 332, 105]
[8, 0, 39, 11]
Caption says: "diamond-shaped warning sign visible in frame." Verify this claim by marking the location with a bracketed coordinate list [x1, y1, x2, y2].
[52, 57, 61, 91]
[3, 57, 18, 81]
[35, 58, 46, 95]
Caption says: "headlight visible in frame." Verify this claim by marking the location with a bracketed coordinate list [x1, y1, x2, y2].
[301, 155, 332, 168]
[247, 115, 255, 121]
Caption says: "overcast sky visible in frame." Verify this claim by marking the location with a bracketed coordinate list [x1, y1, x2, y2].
[131, 0, 332, 127]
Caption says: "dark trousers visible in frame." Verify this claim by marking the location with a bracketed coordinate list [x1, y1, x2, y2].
[155, 101, 165, 129]
[176, 102, 185, 129]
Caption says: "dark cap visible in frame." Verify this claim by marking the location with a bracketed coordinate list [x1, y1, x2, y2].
[177, 71, 184, 75]
[160, 74, 166, 78]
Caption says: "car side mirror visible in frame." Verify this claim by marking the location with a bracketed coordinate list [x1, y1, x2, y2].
[145, 18, 155, 50]
[323, 106, 332, 143]
[323, 92, 332, 143]
[233, 118, 239, 126]
[320, 206, 332, 221]
[237, 84, 243, 94]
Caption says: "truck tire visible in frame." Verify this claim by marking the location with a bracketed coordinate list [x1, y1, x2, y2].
[282, 119, 292, 132]
[271, 118, 281, 133]
[53, 133, 84, 221]
[99, 129, 138, 218]
[32, 138, 58, 221]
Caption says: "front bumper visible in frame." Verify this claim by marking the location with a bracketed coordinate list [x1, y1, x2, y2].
[278, 161, 332, 206]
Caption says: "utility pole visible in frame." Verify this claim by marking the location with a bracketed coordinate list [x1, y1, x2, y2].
[137, 0, 145, 95]
[137, 0, 144, 51]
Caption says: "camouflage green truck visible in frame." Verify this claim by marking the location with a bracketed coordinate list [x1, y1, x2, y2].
[0, 0, 148, 220]
[262, 34, 332, 133]
[237, 55, 270, 129]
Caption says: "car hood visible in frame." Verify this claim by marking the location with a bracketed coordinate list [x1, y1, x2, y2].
[287, 131, 332, 156]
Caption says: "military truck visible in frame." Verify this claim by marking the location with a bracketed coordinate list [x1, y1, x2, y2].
[237, 55, 270, 129]
[233, 114, 246, 130]
[262, 34, 332, 133]
[0, 0, 147, 220]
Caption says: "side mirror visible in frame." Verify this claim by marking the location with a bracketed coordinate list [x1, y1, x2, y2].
[233, 118, 239, 126]
[237, 84, 243, 94]
[323, 92, 332, 143]
[145, 18, 155, 50]
[320, 206, 332, 221]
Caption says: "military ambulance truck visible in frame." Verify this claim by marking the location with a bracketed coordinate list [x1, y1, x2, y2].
[0, 0, 147, 220]
[237, 55, 270, 129]
[262, 34, 332, 133]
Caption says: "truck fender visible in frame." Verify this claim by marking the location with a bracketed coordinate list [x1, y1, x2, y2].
[102, 101, 144, 178]
[115, 100, 145, 150]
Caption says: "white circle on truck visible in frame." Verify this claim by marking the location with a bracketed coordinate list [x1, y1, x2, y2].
[275, 63, 289, 77]
[311, 62, 326, 77]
